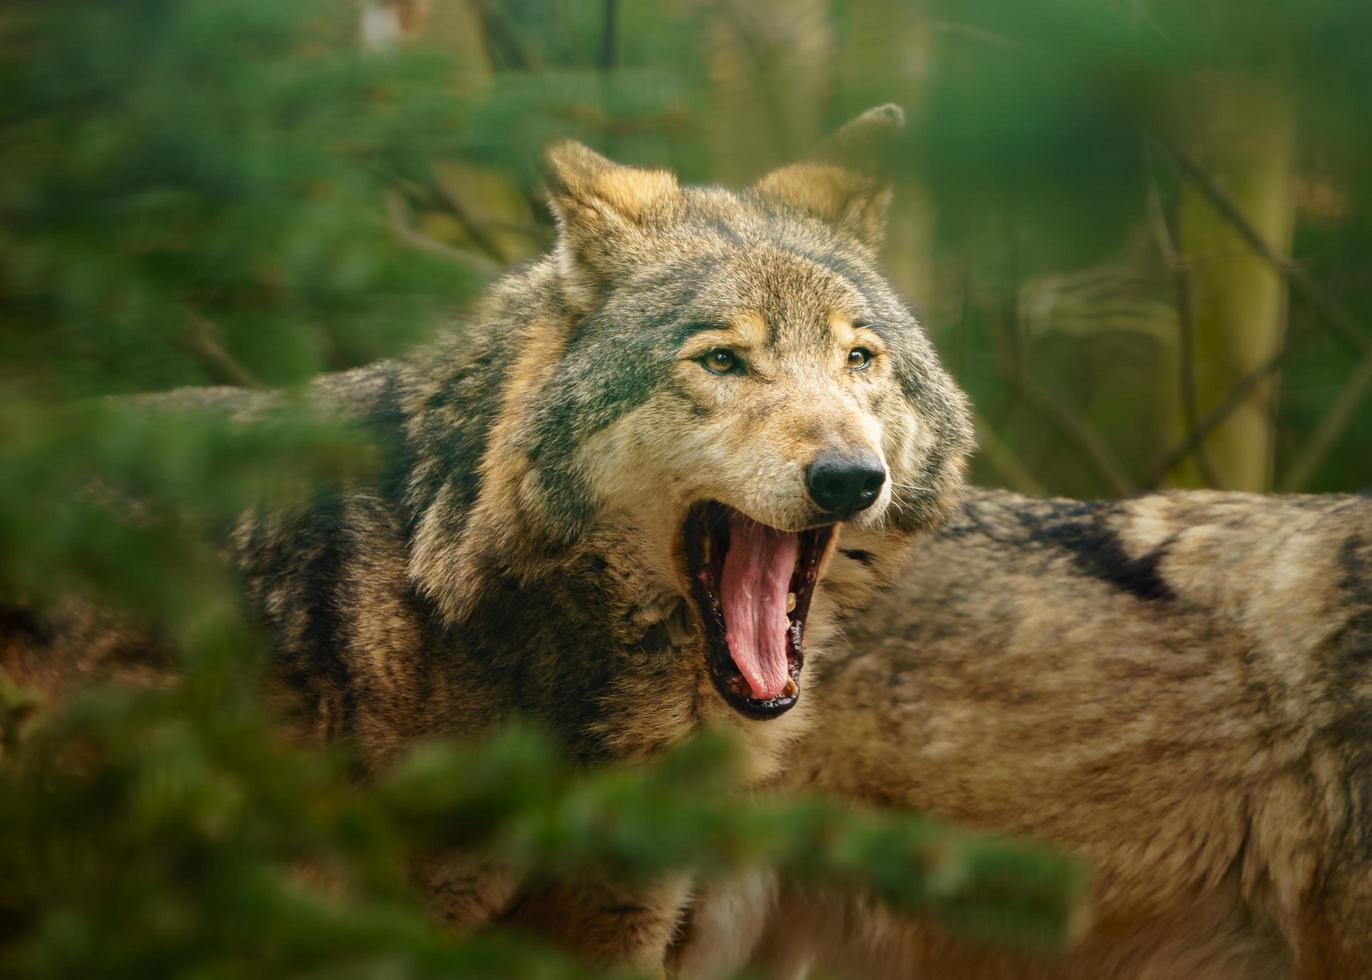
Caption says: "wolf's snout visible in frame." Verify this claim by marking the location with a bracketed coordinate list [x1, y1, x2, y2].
[805, 448, 886, 518]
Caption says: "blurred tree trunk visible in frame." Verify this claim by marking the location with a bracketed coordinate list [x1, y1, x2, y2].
[701, 0, 935, 306]
[360, 1, 543, 268]
[1165, 78, 1295, 491]
[833, 3, 934, 309]
[702, 0, 833, 184]
[416, 1, 544, 263]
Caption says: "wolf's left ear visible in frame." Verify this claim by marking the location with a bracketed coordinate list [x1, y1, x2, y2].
[544, 140, 682, 310]
[752, 104, 905, 253]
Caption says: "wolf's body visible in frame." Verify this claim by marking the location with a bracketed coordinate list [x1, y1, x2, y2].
[2, 107, 983, 971]
[677, 485, 1372, 979]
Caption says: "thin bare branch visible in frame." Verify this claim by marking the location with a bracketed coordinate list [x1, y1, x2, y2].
[1280, 350, 1372, 492]
[598, 0, 618, 70]
[1005, 372, 1136, 497]
[426, 180, 515, 266]
[991, 260, 1134, 498]
[1145, 158, 1222, 488]
[183, 312, 259, 389]
[973, 411, 1047, 496]
[1154, 135, 1372, 356]
[385, 192, 503, 278]
[468, 0, 543, 70]
[927, 20, 1023, 49]
[1143, 348, 1287, 488]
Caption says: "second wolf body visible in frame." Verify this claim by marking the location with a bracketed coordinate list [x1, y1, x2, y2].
[680, 485, 1372, 978]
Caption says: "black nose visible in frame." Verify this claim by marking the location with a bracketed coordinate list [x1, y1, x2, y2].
[805, 448, 886, 518]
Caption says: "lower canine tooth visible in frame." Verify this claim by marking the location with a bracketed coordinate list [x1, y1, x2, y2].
[786, 592, 797, 613]
[782, 678, 798, 697]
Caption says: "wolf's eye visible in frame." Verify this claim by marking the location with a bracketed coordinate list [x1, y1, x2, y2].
[847, 347, 873, 370]
[700, 349, 739, 375]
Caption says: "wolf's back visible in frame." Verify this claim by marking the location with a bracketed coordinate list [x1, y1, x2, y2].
[772, 485, 1372, 978]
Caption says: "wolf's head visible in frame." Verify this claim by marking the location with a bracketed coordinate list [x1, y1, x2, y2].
[416, 106, 974, 727]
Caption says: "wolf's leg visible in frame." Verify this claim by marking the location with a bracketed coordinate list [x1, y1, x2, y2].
[1301, 856, 1372, 978]
[415, 852, 520, 931]
[744, 881, 1291, 980]
[501, 873, 692, 975]
[670, 872, 780, 980]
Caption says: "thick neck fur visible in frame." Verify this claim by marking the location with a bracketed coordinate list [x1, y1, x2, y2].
[242, 255, 911, 774]
[11, 239, 942, 773]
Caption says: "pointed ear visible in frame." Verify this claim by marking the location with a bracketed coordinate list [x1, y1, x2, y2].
[752, 104, 905, 252]
[544, 140, 682, 310]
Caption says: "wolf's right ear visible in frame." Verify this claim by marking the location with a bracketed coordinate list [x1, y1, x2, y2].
[752, 104, 905, 253]
[544, 140, 682, 311]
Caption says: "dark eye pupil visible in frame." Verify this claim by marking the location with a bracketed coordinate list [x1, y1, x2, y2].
[849, 348, 869, 367]
[703, 349, 735, 373]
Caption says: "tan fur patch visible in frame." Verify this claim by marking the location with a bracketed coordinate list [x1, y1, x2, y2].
[733, 310, 769, 348]
[827, 311, 858, 350]
[411, 312, 573, 622]
[592, 168, 679, 222]
[754, 162, 893, 252]
[545, 140, 680, 225]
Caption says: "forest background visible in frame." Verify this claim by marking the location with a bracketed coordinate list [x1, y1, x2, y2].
[3, 0, 1371, 976]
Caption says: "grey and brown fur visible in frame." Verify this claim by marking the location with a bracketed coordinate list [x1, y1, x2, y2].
[677, 486, 1372, 979]
[0, 106, 975, 970]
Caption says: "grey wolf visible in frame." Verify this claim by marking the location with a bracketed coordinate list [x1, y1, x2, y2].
[676, 486, 1372, 978]
[0, 104, 975, 970]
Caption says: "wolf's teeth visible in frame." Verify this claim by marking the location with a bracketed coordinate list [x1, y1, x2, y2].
[782, 678, 798, 697]
[786, 592, 797, 613]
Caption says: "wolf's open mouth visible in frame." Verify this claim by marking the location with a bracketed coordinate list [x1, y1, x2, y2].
[684, 502, 835, 720]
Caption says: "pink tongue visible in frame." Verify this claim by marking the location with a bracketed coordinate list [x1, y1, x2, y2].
[719, 513, 799, 700]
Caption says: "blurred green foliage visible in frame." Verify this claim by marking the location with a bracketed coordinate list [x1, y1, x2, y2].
[0, 679, 1082, 977]
[1, 0, 476, 395]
